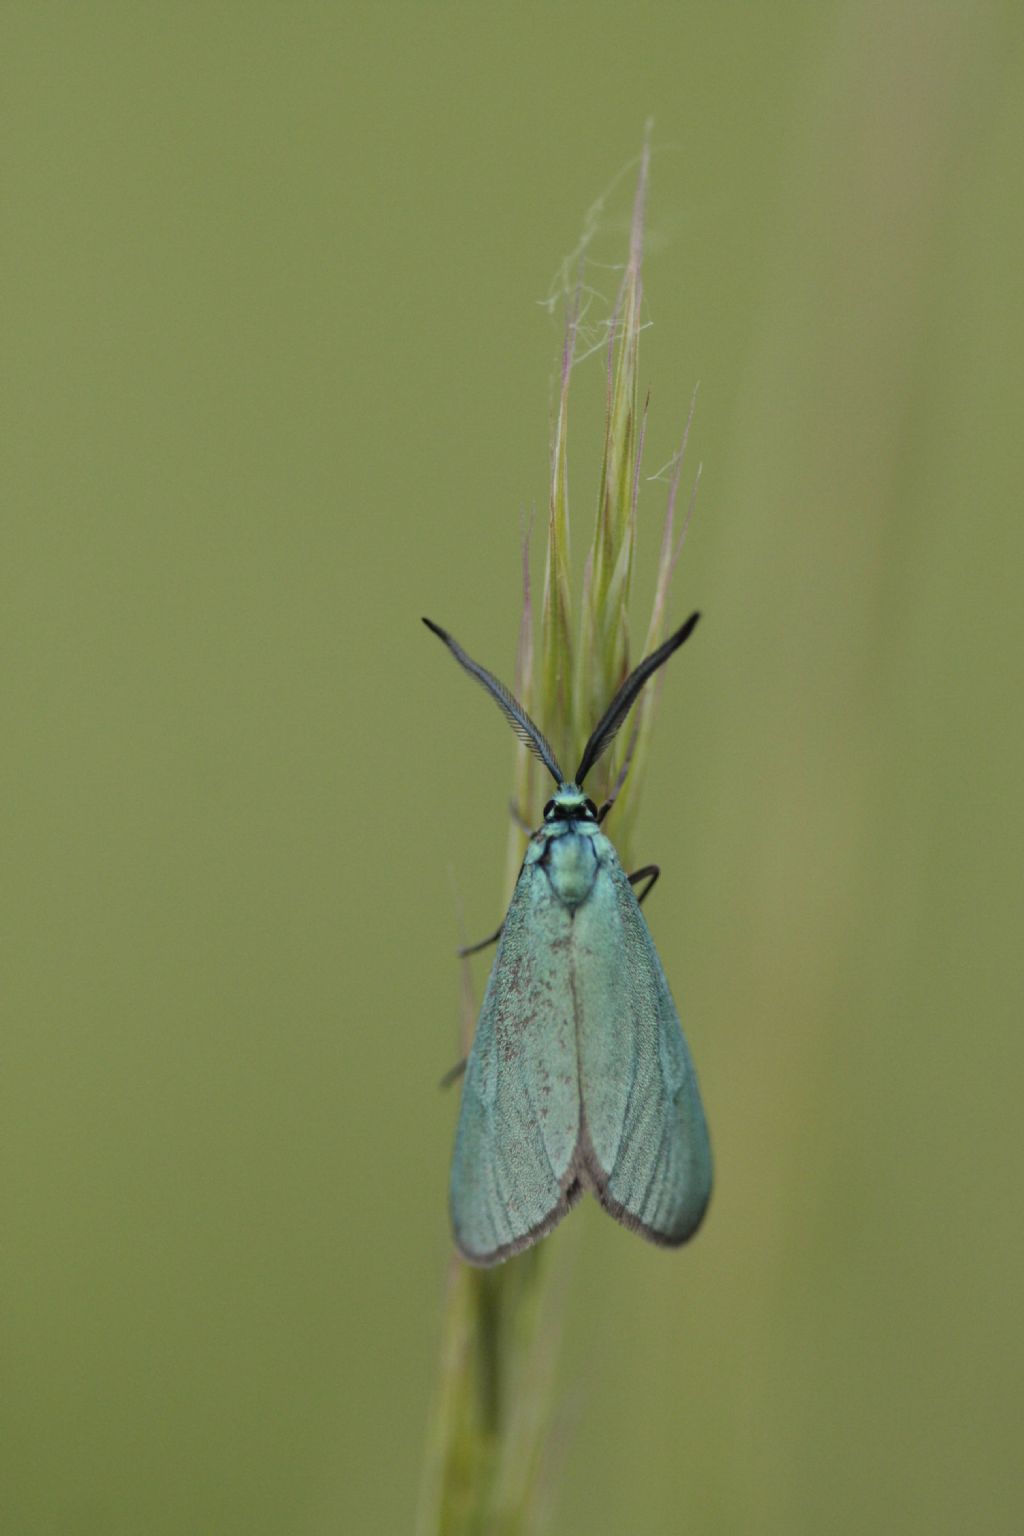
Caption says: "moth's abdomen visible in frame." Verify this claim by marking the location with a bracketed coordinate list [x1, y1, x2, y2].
[545, 831, 599, 909]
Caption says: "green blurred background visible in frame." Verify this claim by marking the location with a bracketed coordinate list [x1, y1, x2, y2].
[4, 4, 1022, 1532]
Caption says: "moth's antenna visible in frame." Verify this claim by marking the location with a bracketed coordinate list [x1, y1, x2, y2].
[423, 618, 564, 785]
[575, 612, 700, 786]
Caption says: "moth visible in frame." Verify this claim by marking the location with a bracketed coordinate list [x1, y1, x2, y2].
[425, 614, 712, 1265]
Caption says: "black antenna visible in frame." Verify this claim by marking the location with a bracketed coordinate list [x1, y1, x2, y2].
[575, 612, 700, 786]
[423, 618, 564, 785]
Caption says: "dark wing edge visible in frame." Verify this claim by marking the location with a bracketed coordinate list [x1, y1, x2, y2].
[576, 1122, 711, 1248]
[455, 1174, 583, 1268]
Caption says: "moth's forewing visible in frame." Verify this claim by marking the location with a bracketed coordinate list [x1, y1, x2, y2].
[450, 856, 582, 1266]
[575, 839, 712, 1245]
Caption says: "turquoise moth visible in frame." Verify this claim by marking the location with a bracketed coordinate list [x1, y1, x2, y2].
[424, 614, 712, 1266]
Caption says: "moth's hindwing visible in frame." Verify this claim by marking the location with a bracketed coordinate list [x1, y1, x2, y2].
[450, 859, 582, 1265]
[575, 839, 712, 1245]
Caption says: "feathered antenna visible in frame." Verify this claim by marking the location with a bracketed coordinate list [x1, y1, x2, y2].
[575, 612, 700, 786]
[423, 618, 565, 786]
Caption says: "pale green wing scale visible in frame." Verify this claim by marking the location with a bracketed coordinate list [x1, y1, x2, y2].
[450, 850, 583, 1264]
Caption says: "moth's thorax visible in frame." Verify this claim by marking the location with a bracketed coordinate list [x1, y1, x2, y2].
[535, 821, 602, 909]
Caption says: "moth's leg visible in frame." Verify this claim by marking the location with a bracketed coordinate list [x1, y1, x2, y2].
[596, 722, 641, 823]
[439, 1056, 467, 1090]
[628, 864, 660, 906]
[457, 922, 503, 958]
[456, 802, 528, 958]
[596, 779, 626, 824]
[508, 798, 533, 834]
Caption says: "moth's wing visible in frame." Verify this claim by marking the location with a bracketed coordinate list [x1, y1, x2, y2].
[575, 846, 712, 1245]
[450, 860, 582, 1266]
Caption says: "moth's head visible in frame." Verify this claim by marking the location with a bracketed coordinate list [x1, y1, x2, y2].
[543, 783, 599, 824]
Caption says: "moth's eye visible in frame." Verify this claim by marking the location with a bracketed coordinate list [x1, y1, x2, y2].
[543, 799, 555, 819]
[584, 799, 598, 818]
